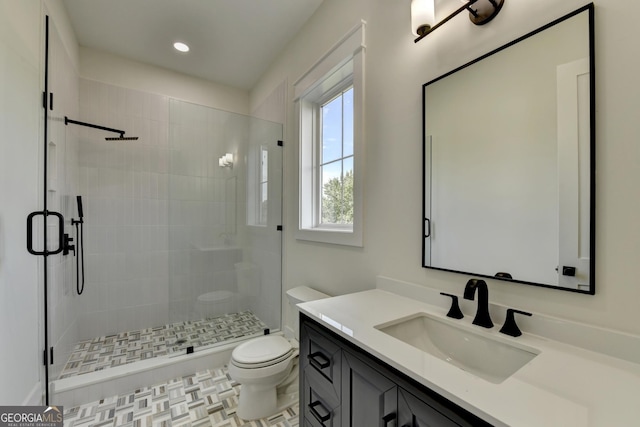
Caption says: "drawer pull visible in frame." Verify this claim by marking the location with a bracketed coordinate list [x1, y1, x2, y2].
[383, 412, 397, 427]
[309, 400, 331, 424]
[308, 351, 330, 370]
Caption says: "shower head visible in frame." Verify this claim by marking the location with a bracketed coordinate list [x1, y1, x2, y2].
[65, 117, 139, 141]
[105, 136, 139, 141]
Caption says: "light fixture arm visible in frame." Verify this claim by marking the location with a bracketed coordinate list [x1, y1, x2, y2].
[414, 0, 504, 43]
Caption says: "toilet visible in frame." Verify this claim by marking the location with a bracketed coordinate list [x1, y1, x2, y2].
[228, 286, 330, 420]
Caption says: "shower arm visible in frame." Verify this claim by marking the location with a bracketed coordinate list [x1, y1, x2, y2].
[64, 116, 126, 139]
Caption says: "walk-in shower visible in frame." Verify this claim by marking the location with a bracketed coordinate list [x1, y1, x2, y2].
[48, 79, 283, 405]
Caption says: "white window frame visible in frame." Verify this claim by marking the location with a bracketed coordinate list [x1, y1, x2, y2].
[294, 21, 365, 247]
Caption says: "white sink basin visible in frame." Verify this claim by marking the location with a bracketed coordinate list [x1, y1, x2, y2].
[375, 313, 539, 384]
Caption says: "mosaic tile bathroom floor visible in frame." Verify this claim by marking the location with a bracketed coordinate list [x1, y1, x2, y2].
[63, 367, 299, 427]
[60, 311, 268, 379]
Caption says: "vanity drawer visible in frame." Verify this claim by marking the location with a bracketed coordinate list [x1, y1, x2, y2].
[303, 370, 342, 427]
[300, 321, 342, 395]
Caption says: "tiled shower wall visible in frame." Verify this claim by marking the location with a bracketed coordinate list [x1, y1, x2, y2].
[167, 100, 248, 322]
[73, 81, 269, 343]
[65, 79, 282, 357]
[76, 79, 172, 341]
[167, 99, 283, 330]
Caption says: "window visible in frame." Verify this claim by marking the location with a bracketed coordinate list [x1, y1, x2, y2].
[295, 21, 365, 246]
[320, 87, 353, 226]
[259, 146, 268, 225]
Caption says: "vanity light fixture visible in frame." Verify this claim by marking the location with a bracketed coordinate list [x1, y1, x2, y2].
[411, 0, 505, 42]
[173, 41, 190, 52]
[219, 153, 233, 168]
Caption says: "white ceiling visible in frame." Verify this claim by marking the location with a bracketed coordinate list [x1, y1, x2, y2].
[62, 0, 324, 90]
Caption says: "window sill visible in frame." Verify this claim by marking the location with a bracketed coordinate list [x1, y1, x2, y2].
[296, 227, 363, 247]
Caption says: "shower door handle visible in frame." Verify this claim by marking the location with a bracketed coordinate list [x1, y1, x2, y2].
[27, 210, 64, 256]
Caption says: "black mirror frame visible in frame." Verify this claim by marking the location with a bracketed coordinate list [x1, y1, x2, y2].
[421, 3, 596, 295]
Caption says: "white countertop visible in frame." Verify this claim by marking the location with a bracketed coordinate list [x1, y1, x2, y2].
[298, 289, 640, 427]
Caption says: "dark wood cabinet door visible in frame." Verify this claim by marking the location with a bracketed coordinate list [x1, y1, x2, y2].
[342, 351, 398, 427]
[398, 388, 463, 427]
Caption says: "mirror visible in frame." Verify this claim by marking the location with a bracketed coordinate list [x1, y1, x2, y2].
[423, 4, 595, 294]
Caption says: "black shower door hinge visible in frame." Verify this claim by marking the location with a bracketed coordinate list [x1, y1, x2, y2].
[42, 347, 54, 366]
[277, 225, 283, 231]
[277, 140, 283, 147]
[41, 92, 54, 110]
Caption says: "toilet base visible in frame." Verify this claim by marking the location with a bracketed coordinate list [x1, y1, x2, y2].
[237, 383, 277, 420]
[235, 361, 299, 420]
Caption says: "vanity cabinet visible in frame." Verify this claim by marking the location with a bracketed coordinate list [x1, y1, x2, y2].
[301, 317, 343, 426]
[300, 314, 492, 427]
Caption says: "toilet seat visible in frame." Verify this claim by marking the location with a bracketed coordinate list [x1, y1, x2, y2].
[231, 335, 294, 369]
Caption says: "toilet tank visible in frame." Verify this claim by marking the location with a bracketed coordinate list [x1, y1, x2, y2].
[285, 286, 330, 339]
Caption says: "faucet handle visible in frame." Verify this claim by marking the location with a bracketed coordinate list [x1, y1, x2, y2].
[499, 308, 532, 337]
[440, 292, 464, 319]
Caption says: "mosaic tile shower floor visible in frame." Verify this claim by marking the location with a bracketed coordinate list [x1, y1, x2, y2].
[60, 311, 268, 379]
[63, 367, 299, 427]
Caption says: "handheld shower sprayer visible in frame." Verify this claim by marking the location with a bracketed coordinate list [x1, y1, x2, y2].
[72, 196, 85, 295]
[76, 195, 84, 221]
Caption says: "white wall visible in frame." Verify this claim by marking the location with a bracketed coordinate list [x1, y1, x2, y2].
[0, 0, 81, 404]
[251, 0, 640, 336]
[0, 0, 44, 405]
[80, 48, 250, 116]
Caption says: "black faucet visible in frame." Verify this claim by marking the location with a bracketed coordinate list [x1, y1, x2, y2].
[463, 279, 493, 328]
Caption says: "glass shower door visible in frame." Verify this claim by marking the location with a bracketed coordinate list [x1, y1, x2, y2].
[167, 100, 282, 354]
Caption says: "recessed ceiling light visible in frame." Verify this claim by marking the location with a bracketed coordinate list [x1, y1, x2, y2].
[173, 42, 190, 53]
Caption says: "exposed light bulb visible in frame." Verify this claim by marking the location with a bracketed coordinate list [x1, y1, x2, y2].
[219, 153, 234, 168]
[411, 0, 435, 36]
[173, 42, 190, 53]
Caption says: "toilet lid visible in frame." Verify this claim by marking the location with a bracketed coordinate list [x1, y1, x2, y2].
[232, 336, 293, 367]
